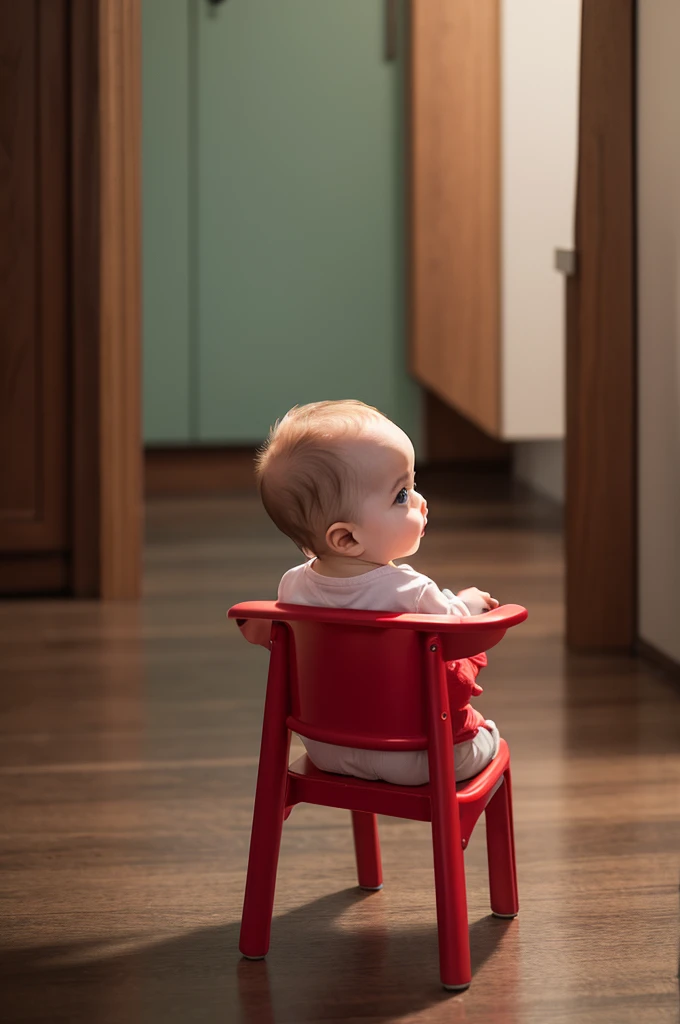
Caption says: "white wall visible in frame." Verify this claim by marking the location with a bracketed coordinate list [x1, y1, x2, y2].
[638, 0, 680, 663]
[500, 0, 581, 439]
[514, 440, 564, 504]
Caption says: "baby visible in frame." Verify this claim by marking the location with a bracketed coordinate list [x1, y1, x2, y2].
[247, 399, 501, 787]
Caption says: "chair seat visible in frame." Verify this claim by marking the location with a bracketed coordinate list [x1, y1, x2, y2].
[286, 739, 509, 844]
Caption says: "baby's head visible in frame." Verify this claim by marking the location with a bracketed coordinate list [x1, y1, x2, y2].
[255, 400, 428, 564]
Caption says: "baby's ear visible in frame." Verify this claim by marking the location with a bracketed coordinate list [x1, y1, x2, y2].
[325, 522, 364, 557]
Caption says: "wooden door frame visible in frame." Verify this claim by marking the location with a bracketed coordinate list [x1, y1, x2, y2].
[70, 0, 142, 599]
[565, 0, 636, 650]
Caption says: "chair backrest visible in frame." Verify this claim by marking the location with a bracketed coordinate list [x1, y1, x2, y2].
[228, 602, 528, 753]
[287, 619, 428, 750]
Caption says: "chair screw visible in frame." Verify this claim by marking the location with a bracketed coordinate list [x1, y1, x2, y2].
[429, 644, 438, 652]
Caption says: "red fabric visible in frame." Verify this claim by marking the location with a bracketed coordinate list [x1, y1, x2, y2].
[446, 653, 488, 744]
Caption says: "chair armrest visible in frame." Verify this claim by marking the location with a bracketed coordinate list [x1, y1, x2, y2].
[228, 601, 527, 660]
[228, 602, 527, 632]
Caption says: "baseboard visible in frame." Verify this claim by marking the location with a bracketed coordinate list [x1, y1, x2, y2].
[145, 447, 257, 496]
[0, 553, 70, 596]
[144, 443, 513, 499]
[637, 638, 680, 690]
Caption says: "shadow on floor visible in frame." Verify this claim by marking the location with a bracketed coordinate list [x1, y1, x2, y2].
[2, 887, 515, 1024]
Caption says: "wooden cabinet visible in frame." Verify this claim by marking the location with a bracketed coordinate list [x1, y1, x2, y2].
[0, 1, 70, 591]
[410, 0, 581, 441]
[0, 0, 142, 598]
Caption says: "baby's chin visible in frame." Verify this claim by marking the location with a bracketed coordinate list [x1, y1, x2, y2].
[397, 536, 423, 560]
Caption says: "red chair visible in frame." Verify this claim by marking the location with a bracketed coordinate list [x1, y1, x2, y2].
[228, 600, 528, 991]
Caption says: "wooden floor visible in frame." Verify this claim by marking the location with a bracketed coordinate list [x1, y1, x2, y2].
[1, 471, 679, 1024]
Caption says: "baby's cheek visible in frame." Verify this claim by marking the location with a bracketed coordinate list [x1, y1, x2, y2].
[405, 513, 422, 540]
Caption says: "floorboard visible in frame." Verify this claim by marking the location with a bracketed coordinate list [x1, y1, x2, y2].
[1, 472, 678, 1023]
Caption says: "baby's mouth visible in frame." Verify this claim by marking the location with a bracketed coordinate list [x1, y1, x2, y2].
[421, 517, 428, 537]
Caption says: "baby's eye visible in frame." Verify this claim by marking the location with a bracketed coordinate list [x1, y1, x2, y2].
[395, 487, 409, 505]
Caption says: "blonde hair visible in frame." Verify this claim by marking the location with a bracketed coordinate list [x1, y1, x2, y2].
[255, 400, 388, 555]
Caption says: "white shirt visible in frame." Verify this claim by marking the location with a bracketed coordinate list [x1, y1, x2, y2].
[278, 560, 474, 617]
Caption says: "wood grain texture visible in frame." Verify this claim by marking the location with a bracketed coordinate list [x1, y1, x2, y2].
[0, 2, 38, 530]
[424, 391, 509, 465]
[0, 0, 68, 554]
[98, 0, 142, 598]
[566, 0, 636, 649]
[70, 0, 102, 597]
[71, 0, 142, 599]
[1, 479, 679, 1023]
[637, 638, 680, 693]
[409, 0, 501, 436]
[0, 553, 69, 594]
[145, 448, 258, 497]
[144, 434, 508, 498]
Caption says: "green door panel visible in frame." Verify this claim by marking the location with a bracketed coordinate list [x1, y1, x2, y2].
[142, 0, 420, 447]
[142, 0, 191, 442]
[196, 0, 420, 445]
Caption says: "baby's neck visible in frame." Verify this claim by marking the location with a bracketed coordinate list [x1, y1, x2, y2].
[311, 555, 394, 578]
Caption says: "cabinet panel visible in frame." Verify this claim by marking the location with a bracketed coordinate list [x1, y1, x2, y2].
[410, 0, 579, 441]
[0, 0, 68, 552]
[410, 0, 501, 437]
[142, 0, 191, 442]
[196, 0, 419, 443]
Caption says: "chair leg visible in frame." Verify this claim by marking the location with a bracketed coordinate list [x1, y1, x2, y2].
[351, 811, 383, 890]
[426, 638, 471, 991]
[239, 779, 288, 959]
[430, 813, 472, 990]
[485, 769, 519, 918]
[239, 624, 291, 960]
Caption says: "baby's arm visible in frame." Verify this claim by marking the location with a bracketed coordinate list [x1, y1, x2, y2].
[451, 587, 499, 616]
[236, 569, 291, 649]
[417, 583, 471, 617]
[236, 618, 272, 648]
[417, 582, 498, 617]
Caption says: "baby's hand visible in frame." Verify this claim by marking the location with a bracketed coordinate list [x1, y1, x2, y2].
[235, 618, 272, 648]
[456, 587, 500, 616]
